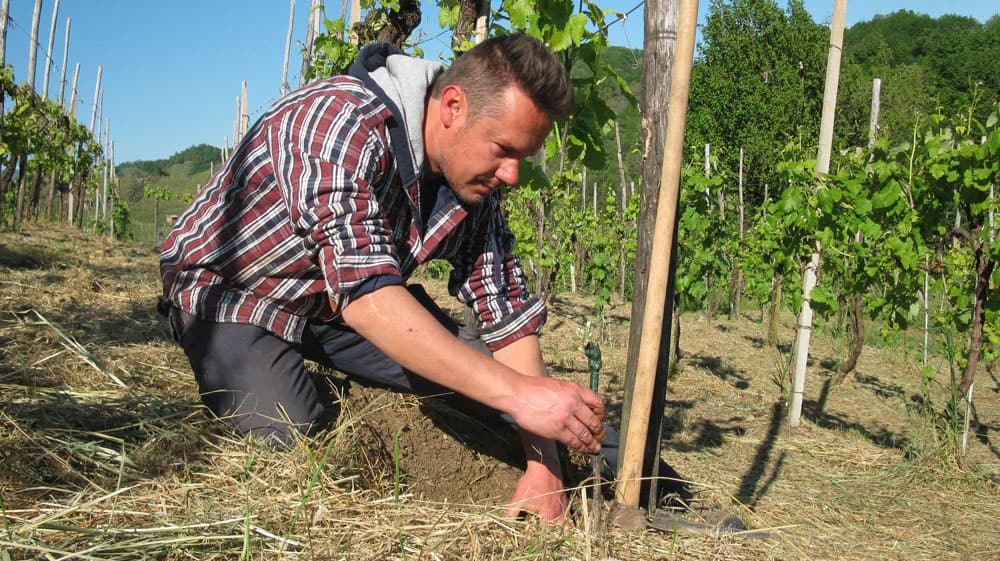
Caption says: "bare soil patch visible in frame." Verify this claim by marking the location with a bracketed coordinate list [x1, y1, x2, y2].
[1, 222, 997, 560]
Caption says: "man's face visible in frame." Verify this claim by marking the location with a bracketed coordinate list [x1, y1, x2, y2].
[435, 86, 552, 206]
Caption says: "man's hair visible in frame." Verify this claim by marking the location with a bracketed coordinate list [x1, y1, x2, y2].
[431, 33, 573, 123]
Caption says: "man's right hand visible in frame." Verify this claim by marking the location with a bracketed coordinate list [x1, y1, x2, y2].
[504, 375, 607, 454]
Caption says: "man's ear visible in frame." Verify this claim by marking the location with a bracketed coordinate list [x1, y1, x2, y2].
[438, 84, 465, 129]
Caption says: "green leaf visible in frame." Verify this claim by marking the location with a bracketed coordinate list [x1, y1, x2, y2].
[507, 0, 534, 28]
[566, 13, 588, 45]
[854, 196, 872, 216]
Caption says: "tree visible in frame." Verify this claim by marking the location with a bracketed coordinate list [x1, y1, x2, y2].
[687, 0, 828, 207]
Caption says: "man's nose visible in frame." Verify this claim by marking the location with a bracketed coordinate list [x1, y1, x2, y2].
[496, 158, 519, 186]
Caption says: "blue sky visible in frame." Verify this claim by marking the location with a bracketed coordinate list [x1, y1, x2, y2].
[3, 0, 997, 164]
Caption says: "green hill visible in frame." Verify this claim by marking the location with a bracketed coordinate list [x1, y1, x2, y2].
[117, 144, 221, 246]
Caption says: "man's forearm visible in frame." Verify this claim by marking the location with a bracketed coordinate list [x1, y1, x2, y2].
[341, 284, 520, 409]
[340, 285, 606, 453]
[494, 336, 564, 469]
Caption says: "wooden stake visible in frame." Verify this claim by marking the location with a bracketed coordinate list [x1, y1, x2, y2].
[868, 78, 881, 148]
[281, 0, 295, 95]
[789, 249, 819, 427]
[233, 95, 240, 146]
[737, 148, 744, 234]
[58, 17, 69, 106]
[815, 0, 847, 175]
[299, 0, 322, 87]
[89, 65, 102, 131]
[923, 254, 929, 366]
[0, 0, 10, 65]
[474, 0, 488, 43]
[789, 0, 847, 427]
[68, 62, 78, 117]
[616, 0, 698, 508]
[27, 0, 42, 90]
[240, 81, 249, 138]
[67, 63, 79, 223]
[1, 0, 10, 185]
[615, 122, 628, 299]
[42, 0, 59, 98]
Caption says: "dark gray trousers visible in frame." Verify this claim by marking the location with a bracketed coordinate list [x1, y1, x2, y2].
[169, 287, 625, 475]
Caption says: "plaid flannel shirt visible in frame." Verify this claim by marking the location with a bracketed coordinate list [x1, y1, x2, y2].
[160, 75, 545, 351]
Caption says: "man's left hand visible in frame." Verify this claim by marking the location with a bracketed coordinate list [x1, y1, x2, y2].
[505, 458, 569, 524]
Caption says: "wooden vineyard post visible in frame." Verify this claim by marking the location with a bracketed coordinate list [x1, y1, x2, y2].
[240, 81, 249, 140]
[89, 65, 102, 131]
[282, 0, 295, 95]
[27, 0, 41, 90]
[617, 0, 679, 514]
[616, 0, 698, 509]
[0, 0, 9, 67]
[58, 17, 70, 106]
[732, 147, 744, 319]
[68, 63, 79, 224]
[15, 0, 43, 226]
[42, 0, 59, 98]
[43, 6, 66, 218]
[615, 121, 628, 300]
[1, 0, 10, 213]
[299, 0, 322, 88]
[233, 95, 240, 147]
[789, 249, 820, 426]
[788, 0, 846, 427]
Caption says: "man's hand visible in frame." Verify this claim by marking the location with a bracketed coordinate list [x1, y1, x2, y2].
[505, 375, 607, 454]
[505, 456, 568, 524]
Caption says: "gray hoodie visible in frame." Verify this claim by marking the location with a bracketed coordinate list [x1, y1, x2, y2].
[349, 43, 445, 192]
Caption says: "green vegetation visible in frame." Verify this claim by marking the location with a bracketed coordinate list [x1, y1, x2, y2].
[116, 145, 217, 246]
[837, 10, 1000, 148]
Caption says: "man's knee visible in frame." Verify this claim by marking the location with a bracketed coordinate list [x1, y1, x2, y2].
[177, 318, 335, 445]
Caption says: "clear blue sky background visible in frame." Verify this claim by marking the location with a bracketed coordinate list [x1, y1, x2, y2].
[3, 0, 996, 164]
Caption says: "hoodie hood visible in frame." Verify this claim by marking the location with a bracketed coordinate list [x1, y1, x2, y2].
[349, 43, 445, 188]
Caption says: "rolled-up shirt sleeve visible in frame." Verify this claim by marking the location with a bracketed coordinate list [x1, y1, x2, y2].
[270, 93, 402, 316]
[450, 198, 546, 351]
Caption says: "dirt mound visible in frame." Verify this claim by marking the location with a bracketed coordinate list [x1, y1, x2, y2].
[339, 381, 526, 506]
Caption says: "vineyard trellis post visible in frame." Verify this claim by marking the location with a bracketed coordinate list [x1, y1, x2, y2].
[299, 0, 322, 88]
[616, 0, 696, 512]
[240, 81, 249, 140]
[1, 0, 10, 200]
[67, 62, 78, 224]
[93, 91, 103, 228]
[41, 0, 58, 98]
[14, 0, 44, 226]
[731, 146, 744, 319]
[617, 0, 679, 506]
[108, 140, 115, 239]
[26, 0, 41, 88]
[789, 0, 847, 427]
[615, 121, 628, 299]
[0, 0, 9, 65]
[233, 95, 240, 147]
[57, 16, 69, 105]
[88, 65, 101, 131]
[102, 116, 109, 229]
[281, 0, 295, 95]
